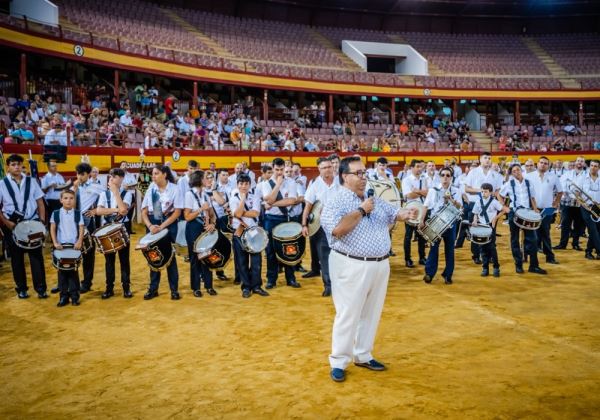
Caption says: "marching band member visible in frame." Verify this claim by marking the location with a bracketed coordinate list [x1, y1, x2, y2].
[551, 159, 567, 178]
[525, 156, 562, 264]
[285, 165, 307, 273]
[72, 162, 101, 293]
[463, 153, 503, 264]
[208, 169, 232, 281]
[262, 157, 301, 289]
[555, 156, 587, 251]
[401, 159, 427, 267]
[230, 173, 269, 298]
[183, 170, 218, 297]
[141, 165, 184, 300]
[292, 162, 307, 190]
[41, 160, 67, 220]
[228, 163, 244, 189]
[421, 167, 462, 284]
[580, 159, 600, 260]
[241, 161, 257, 189]
[320, 156, 415, 382]
[0, 154, 47, 299]
[50, 189, 84, 306]
[176, 160, 199, 199]
[96, 168, 134, 299]
[302, 156, 339, 296]
[472, 183, 509, 277]
[499, 164, 547, 275]
[422, 161, 440, 188]
[367, 157, 394, 181]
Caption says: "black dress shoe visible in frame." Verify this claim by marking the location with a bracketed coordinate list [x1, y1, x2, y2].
[423, 274, 432, 284]
[233, 279, 241, 285]
[252, 287, 270, 297]
[418, 258, 427, 266]
[216, 273, 228, 281]
[265, 282, 276, 289]
[80, 286, 91, 294]
[51, 286, 60, 294]
[183, 256, 190, 263]
[443, 276, 453, 285]
[528, 266, 547, 275]
[71, 300, 80, 306]
[123, 289, 133, 298]
[302, 270, 320, 278]
[295, 265, 308, 273]
[57, 297, 69, 307]
[322, 287, 331, 297]
[17, 291, 29, 299]
[37, 291, 49, 299]
[481, 268, 489, 277]
[144, 289, 158, 300]
[546, 259, 559, 264]
[171, 291, 181, 300]
[287, 280, 301, 288]
[472, 257, 482, 265]
[585, 252, 595, 260]
[101, 290, 115, 300]
[205, 288, 218, 296]
[515, 266, 525, 274]
[573, 245, 583, 251]
[406, 260, 415, 268]
[553, 245, 566, 250]
[242, 289, 252, 298]
[193, 289, 203, 298]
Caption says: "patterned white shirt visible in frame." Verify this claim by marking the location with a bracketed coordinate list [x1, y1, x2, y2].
[321, 186, 398, 258]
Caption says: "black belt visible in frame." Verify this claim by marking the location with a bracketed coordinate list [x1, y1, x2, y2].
[334, 250, 389, 262]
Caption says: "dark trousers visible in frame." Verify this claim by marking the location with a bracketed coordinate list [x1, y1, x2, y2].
[264, 214, 296, 285]
[3, 226, 46, 293]
[581, 208, 600, 253]
[308, 232, 321, 273]
[314, 227, 331, 288]
[481, 229, 499, 269]
[558, 205, 584, 247]
[509, 214, 539, 268]
[425, 223, 456, 280]
[104, 244, 130, 289]
[148, 217, 179, 292]
[233, 235, 262, 291]
[537, 212, 555, 261]
[185, 219, 213, 290]
[403, 223, 425, 262]
[58, 270, 80, 300]
[216, 216, 233, 281]
[455, 201, 473, 248]
[81, 217, 96, 289]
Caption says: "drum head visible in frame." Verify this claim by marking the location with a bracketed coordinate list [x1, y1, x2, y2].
[273, 222, 302, 239]
[139, 229, 169, 245]
[94, 223, 123, 236]
[517, 208, 541, 221]
[404, 201, 425, 226]
[470, 226, 492, 236]
[53, 249, 82, 259]
[14, 220, 46, 239]
[243, 227, 269, 252]
[194, 230, 218, 253]
[307, 201, 323, 237]
[368, 179, 401, 208]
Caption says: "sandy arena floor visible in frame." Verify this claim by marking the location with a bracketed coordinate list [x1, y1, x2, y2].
[0, 223, 599, 419]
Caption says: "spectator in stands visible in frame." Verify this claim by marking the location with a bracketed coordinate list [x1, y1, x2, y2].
[44, 123, 68, 146]
[371, 137, 381, 152]
[9, 121, 35, 144]
[534, 123, 544, 137]
[333, 120, 343, 136]
[14, 94, 30, 114]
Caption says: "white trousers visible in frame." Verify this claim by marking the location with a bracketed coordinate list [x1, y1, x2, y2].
[329, 251, 390, 369]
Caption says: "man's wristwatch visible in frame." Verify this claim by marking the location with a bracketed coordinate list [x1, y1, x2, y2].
[357, 207, 367, 217]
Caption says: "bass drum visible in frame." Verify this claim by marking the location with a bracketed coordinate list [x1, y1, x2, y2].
[307, 200, 323, 237]
[136, 229, 175, 271]
[272, 222, 306, 266]
[367, 179, 402, 230]
[403, 201, 426, 226]
[194, 229, 232, 269]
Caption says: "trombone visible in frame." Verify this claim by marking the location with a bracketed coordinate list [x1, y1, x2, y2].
[568, 181, 600, 222]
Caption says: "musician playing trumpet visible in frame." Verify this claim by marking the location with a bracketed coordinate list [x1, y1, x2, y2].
[420, 167, 462, 285]
[579, 159, 600, 260]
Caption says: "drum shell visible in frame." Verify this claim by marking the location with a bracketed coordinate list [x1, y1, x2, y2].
[52, 245, 82, 271]
[469, 226, 493, 245]
[137, 231, 175, 271]
[194, 230, 232, 269]
[513, 209, 542, 230]
[93, 223, 129, 254]
[81, 230, 93, 254]
[417, 203, 462, 244]
[12, 220, 46, 249]
[272, 222, 306, 266]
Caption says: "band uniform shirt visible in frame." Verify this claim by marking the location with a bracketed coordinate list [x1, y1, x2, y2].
[52, 208, 84, 244]
[229, 189, 261, 229]
[525, 171, 562, 209]
[41, 172, 65, 201]
[98, 188, 134, 223]
[464, 167, 503, 203]
[561, 169, 586, 206]
[0, 174, 44, 219]
[368, 170, 394, 182]
[401, 173, 426, 204]
[294, 174, 307, 190]
[211, 182, 233, 218]
[321, 186, 399, 258]
[304, 176, 340, 206]
[423, 172, 440, 189]
[289, 177, 305, 218]
[472, 197, 504, 224]
[581, 174, 600, 204]
[261, 177, 297, 217]
[123, 171, 137, 189]
[177, 174, 191, 199]
[500, 178, 536, 210]
[423, 185, 462, 217]
[184, 187, 208, 222]
[141, 182, 183, 219]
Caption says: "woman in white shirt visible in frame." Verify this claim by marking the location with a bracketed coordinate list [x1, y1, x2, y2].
[141, 165, 184, 300]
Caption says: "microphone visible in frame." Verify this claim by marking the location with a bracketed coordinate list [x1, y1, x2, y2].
[366, 188, 374, 218]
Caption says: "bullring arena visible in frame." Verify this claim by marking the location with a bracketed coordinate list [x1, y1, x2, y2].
[0, 0, 599, 418]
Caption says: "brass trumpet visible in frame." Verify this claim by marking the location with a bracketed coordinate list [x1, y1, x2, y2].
[569, 182, 600, 222]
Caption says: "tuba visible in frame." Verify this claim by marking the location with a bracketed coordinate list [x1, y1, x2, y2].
[569, 182, 600, 222]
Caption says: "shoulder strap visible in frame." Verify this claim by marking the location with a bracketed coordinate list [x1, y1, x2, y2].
[75, 209, 81, 225]
[268, 179, 288, 217]
[479, 196, 491, 224]
[510, 179, 518, 208]
[53, 209, 60, 225]
[525, 179, 532, 208]
[3, 177, 20, 212]
[418, 178, 424, 203]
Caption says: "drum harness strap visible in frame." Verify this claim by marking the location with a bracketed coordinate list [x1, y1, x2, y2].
[191, 189, 206, 225]
[418, 178, 424, 203]
[478, 196, 492, 225]
[3, 176, 32, 218]
[234, 192, 257, 224]
[105, 189, 128, 223]
[510, 179, 532, 211]
[52, 209, 82, 241]
[76, 184, 99, 227]
[268, 179, 289, 219]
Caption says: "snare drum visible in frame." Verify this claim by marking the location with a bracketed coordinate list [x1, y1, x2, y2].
[468, 225, 493, 245]
[272, 222, 306, 266]
[513, 208, 542, 230]
[418, 203, 462, 244]
[52, 247, 82, 271]
[81, 229, 93, 254]
[136, 229, 175, 271]
[240, 226, 269, 254]
[13, 220, 46, 249]
[93, 223, 129, 254]
[193, 229, 232, 269]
